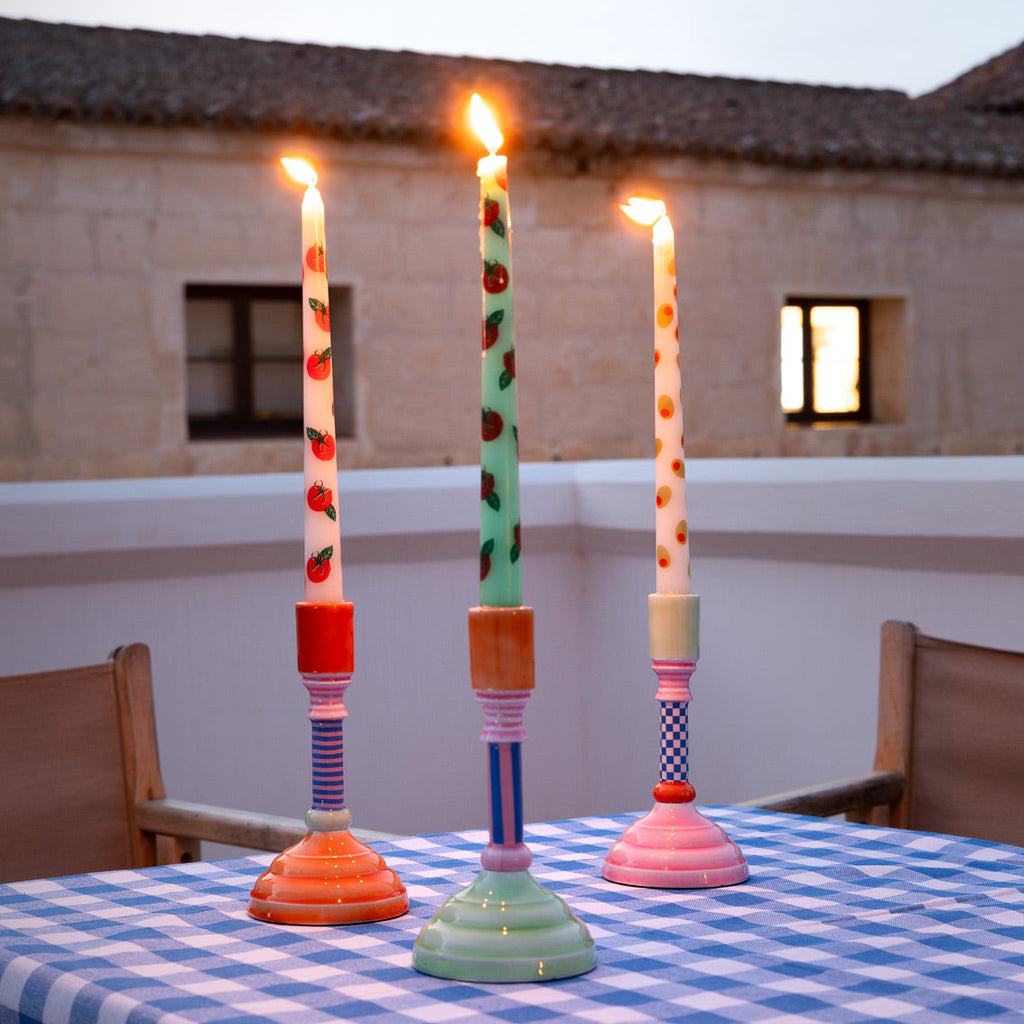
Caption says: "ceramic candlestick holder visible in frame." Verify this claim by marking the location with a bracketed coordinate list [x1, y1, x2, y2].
[413, 606, 596, 982]
[248, 602, 408, 925]
[603, 594, 749, 888]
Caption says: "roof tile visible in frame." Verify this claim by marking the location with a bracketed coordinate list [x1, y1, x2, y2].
[2, 17, 1023, 177]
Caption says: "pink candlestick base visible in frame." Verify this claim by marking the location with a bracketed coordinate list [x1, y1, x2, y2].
[603, 626, 748, 889]
[602, 799, 748, 888]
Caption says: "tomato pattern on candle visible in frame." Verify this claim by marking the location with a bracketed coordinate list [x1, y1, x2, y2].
[309, 297, 330, 332]
[307, 347, 331, 380]
[306, 545, 333, 585]
[478, 155, 522, 607]
[307, 480, 337, 522]
[290, 166, 344, 603]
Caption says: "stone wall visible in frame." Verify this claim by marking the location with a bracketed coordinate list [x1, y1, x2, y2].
[2, 117, 1023, 481]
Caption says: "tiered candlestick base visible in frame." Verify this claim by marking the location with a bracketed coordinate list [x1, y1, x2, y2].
[603, 594, 748, 889]
[248, 602, 408, 925]
[248, 823, 408, 925]
[413, 606, 596, 982]
[413, 868, 596, 982]
[602, 796, 749, 889]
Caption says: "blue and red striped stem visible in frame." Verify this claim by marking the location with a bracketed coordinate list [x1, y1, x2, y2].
[476, 691, 532, 871]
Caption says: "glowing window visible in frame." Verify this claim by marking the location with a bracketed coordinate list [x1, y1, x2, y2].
[781, 298, 870, 423]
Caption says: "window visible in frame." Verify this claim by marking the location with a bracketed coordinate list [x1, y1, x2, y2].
[781, 298, 870, 424]
[185, 284, 353, 440]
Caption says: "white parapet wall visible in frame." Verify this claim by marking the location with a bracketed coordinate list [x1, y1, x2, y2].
[1, 457, 1022, 846]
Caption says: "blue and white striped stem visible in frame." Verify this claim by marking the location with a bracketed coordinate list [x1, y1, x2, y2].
[302, 675, 352, 832]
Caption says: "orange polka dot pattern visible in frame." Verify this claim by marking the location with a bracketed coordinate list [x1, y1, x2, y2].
[652, 220, 690, 594]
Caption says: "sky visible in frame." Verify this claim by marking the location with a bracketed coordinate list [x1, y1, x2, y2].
[2, 0, 1022, 97]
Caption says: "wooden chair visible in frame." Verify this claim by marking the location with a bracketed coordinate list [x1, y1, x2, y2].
[745, 620, 1024, 847]
[0, 643, 391, 883]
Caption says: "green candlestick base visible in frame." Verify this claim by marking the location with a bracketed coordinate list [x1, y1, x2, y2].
[412, 869, 596, 982]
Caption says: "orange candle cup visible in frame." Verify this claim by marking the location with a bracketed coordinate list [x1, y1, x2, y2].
[468, 605, 535, 692]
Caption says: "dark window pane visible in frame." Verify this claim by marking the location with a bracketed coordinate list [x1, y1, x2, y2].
[185, 300, 233, 358]
[251, 300, 302, 358]
[253, 364, 302, 416]
[187, 362, 234, 416]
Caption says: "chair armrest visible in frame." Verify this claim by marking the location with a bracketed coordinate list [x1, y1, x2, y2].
[135, 798, 401, 851]
[738, 770, 905, 819]
[135, 799, 306, 851]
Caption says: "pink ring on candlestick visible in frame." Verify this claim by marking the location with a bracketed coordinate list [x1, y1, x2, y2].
[651, 659, 693, 703]
[476, 691, 530, 743]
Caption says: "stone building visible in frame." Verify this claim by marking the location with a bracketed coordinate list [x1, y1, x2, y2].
[2, 18, 1023, 481]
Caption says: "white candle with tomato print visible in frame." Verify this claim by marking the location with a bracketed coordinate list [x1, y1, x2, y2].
[282, 157, 344, 603]
[471, 95, 522, 609]
[621, 196, 690, 595]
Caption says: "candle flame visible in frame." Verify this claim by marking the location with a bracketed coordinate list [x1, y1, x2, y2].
[281, 156, 318, 188]
[470, 93, 503, 154]
[620, 195, 667, 227]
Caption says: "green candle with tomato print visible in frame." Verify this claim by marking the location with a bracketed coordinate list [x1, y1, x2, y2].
[472, 95, 522, 608]
[282, 157, 344, 603]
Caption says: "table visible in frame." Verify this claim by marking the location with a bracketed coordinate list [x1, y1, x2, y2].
[2, 807, 1023, 1023]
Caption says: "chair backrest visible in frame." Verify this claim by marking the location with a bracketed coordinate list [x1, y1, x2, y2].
[875, 620, 1024, 846]
[0, 644, 169, 882]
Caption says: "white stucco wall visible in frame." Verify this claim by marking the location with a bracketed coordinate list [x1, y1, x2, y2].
[2, 457, 1021, 853]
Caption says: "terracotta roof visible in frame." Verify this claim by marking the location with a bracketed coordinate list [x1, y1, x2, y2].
[2, 17, 1023, 178]
[919, 39, 1024, 115]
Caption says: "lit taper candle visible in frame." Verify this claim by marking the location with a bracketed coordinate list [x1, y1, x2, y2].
[471, 94, 522, 608]
[621, 196, 689, 594]
[282, 157, 343, 603]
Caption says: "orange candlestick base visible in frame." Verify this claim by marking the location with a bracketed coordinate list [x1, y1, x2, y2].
[248, 601, 408, 925]
[248, 827, 408, 926]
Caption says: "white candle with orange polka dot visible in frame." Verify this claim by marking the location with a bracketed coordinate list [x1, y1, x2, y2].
[621, 196, 690, 595]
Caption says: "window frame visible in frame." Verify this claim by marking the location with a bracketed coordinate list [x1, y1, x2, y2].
[782, 296, 871, 425]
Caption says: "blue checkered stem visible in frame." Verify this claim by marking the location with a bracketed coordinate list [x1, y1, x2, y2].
[660, 700, 689, 783]
[310, 719, 345, 810]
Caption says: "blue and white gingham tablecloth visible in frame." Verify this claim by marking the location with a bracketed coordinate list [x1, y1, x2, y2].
[2, 807, 1024, 1023]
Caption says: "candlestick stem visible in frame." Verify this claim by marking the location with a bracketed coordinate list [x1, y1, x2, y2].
[479, 692, 533, 871]
[603, 594, 748, 888]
